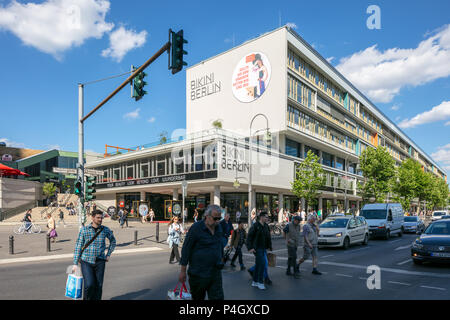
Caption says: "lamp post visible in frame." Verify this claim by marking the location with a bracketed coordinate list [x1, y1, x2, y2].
[248, 113, 271, 229]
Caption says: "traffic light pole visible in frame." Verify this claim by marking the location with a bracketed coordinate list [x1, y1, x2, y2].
[78, 83, 85, 229]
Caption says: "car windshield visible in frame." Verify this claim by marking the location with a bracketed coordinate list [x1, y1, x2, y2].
[320, 218, 349, 228]
[433, 212, 446, 216]
[360, 210, 386, 220]
[404, 217, 418, 222]
[424, 221, 450, 235]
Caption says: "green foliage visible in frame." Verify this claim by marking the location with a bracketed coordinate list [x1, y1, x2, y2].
[159, 131, 168, 145]
[43, 182, 57, 199]
[212, 120, 223, 129]
[291, 151, 325, 210]
[392, 159, 421, 211]
[358, 146, 396, 203]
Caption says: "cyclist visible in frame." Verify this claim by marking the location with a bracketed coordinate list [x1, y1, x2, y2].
[23, 209, 33, 233]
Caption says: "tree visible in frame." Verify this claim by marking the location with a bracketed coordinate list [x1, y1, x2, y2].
[43, 182, 57, 203]
[392, 159, 421, 212]
[291, 150, 325, 211]
[212, 119, 223, 129]
[415, 170, 434, 212]
[358, 146, 396, 203]
[159, 131, 168, 145]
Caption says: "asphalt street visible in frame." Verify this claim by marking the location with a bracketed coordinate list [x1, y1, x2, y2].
[0, 227, 449, 300]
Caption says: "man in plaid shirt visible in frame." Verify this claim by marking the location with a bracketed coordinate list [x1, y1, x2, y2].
[73, 210, 116, 300]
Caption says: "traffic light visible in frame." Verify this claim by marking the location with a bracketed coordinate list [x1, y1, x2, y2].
[170, 29, 188, 74]
[74, 178, 82, 197]
[85, 176, 96, 201]
[132, 66, 147, 101]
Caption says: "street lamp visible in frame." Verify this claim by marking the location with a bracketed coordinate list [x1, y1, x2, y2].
[248, 113, 271, 229]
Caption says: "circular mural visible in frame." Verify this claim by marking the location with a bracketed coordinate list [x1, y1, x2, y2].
[232, 52, 271, 103]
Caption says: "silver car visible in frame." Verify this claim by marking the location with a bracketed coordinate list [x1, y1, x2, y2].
[403, 216, 425, 233]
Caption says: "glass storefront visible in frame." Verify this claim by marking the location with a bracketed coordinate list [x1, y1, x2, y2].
[256, 193, 278, 222]
[220, 193, 248, 222]
[116, 193, 141, 217]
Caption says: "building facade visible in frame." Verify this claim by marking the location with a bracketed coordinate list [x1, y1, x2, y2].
[87, 26, 447, 221]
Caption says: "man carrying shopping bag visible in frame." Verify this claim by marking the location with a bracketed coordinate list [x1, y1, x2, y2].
[72, 210, 116, 300]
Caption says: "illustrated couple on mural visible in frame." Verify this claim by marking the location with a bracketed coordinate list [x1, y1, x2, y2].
[246, 54, 269, 99]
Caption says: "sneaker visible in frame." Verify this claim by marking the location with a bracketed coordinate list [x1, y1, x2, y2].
[240, 265, 246, 271]
[251, 281, 259, 287]
[257, 283, 266, 290]
[312, 269, 322, 275]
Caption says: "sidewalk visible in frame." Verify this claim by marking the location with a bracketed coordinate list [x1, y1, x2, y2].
[0, 220, 188, 264]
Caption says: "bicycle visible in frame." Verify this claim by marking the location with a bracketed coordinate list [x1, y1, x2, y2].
[13, 221, 41, 235]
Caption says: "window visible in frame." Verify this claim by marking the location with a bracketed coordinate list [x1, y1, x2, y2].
[336, 157, 345, 171]
[286, 138, 299, 157]
[322, 152, 333, 167]
[140, 161, 149, 178]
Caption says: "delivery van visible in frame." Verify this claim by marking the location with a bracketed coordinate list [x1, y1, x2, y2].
[360, 203, 404, 239]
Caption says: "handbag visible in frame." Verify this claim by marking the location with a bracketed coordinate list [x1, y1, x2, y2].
[49, 229, 57, 238]
[267, 252, 276, 267]
[167, 282, 192, 300]
[77, 226, 104, 264]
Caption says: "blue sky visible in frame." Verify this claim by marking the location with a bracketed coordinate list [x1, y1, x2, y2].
[0, 0, 449, 174]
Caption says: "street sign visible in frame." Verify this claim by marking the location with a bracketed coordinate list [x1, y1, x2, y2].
[53, 167, 102, 176]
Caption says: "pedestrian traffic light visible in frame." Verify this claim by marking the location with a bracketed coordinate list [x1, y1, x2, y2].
[170, 29, 188, 74]
[85, 176, 96, 201]
[132, 66, 147, 101]
[74, 178, 82, 197]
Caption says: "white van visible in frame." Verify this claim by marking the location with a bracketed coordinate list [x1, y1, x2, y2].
[360, 203, 404, 239]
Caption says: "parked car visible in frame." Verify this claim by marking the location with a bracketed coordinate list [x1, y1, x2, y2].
[440, 216, 450, 220]
[403, 216, 425, 233]
[411, 220, 450, 265]
[431, 211, 448, 222]
[318, 216, 369, 249]
[360, 203, 404, 239]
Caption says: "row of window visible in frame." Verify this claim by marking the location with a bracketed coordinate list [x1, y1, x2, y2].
[288, 48, 344, 105]
[287, 105, 356, 153]
[287, 74, 314, 109]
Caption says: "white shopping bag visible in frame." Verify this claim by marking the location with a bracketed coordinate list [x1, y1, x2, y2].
[65, 265, 83, 300]
[167, 282, 192, 300]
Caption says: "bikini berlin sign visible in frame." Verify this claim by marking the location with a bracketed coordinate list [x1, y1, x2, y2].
[232, 52, 271, 103]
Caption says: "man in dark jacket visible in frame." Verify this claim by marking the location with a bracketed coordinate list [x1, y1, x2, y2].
[283, 215, 301, 278]
[219, 213, 234, 248]
[246, 211, 272, 290]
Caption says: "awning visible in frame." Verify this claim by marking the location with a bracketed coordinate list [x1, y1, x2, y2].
[0, 163, 30, 177]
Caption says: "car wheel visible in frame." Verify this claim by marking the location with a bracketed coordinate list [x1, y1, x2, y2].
[362, 234, 369, 245]
[343, 237, 350, 250]
[413, 259, 422, 265]
[385, 230, 390, 240]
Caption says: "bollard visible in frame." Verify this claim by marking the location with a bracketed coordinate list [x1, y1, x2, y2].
[156, 221, 160, 243]
[9, 235, 14, 255]
[134, 230, 138, 245]
[46, 234, 51, 252]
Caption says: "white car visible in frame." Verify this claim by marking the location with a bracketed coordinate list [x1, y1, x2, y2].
[318, 216, 370, 249]
[431, 211, 448, 221]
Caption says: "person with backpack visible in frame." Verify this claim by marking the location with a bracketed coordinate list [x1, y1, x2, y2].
[72, 210, 116, 300]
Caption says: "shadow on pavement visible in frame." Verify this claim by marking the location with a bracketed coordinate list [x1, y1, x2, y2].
[111, 289, 152, 300]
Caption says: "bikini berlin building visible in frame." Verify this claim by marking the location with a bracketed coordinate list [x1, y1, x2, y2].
[86, 26, 447, 220]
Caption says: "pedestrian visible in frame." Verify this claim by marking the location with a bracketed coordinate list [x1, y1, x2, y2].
[118, 208, 124, 226]
[47, 213, 57, 243]
[149, 208, 155, 223]
[235, 209, 241, 223]
[283, 216, 301, 278]
[178, 204, 224, 300]
[120, 209, 128, 228]
[250, 208, 257, 225]
[193, 209, 199, 223]
[301, 208, 306, 223]
[219, 213, 234, 248]
[168, 216, 185, 264]
[57, 209, 66, 227]
[297, 213, 322, 275]
[92, 203, 97, 212]
[230, 219, 247, 270]
[72, 209, 116, 300]
[23, 209, 33, 233]
[246, 211, 273, 290]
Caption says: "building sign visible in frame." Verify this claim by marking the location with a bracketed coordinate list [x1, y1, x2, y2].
[1, 154, 12, 161]
[139, 204, 149, 217]
[232, 52, 271, 103]
[221, 144, 249, 173]
[96, 170, 218, 190]
[190, 73, 221, 101]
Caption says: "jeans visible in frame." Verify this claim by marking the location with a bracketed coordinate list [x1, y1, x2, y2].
[188, 270, 224, 300]
[253, 249, 266, 283]
[287, 246, 299, 272]
[24, 221, 31, 232]
[231, 246, 244, 266]
[80, 258, 106, 300]
[170, 244, 181, 262]
[249, 251, 268, 280]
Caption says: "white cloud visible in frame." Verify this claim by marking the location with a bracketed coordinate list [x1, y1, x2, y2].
[391, 104, 400, 111]
[0, 138, 25, 148]
[431, 144, 450, 173]
[101, 26, 147, 62]
[0, 0, 114, 60]
[286, 22, 298, 30]
[44, 144, 61, 150]
[326, 57, 335, 63]
[123, 108, 140, 120]
[398, 101, 450, 129]
[445, 121, 450, 126]
[336, 24, 450, 103]
[147, 117, 155, 123]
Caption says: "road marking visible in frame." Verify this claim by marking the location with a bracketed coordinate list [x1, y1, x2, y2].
[390, 239, 403, 244]
[0, 247, 164, 265]
[420, 286, 446, 291]
[346, 247, 372, 253]
[335, 273, 352, 278]
[395, 245, 411, 251]
[388, 281, 411, 286]
[271, 248, 288, 253]
[397, 259, 411, 265]
[359, 277, 368, 280]
[321, 254, 334, 258]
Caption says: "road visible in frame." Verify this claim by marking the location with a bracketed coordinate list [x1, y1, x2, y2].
[0, 229, 449, 300]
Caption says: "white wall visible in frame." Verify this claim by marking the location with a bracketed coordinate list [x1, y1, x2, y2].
[186, 28, 287, 136]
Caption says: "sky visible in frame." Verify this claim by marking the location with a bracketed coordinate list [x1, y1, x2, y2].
[0, 0, 449, 175]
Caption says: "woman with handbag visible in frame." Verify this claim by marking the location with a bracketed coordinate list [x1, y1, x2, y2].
[47, 213, 57, 243]
[167, 216, 184, 264]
